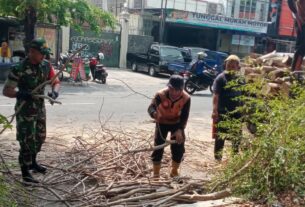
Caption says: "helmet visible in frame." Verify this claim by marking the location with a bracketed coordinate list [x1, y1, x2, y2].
[197, 51, 207, 60]
[29, 38, 51, 55]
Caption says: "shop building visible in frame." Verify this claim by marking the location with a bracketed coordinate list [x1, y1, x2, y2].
[127, 0, 270, 56]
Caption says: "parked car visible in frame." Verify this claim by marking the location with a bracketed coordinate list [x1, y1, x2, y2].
[182, 47, 209, 60]
[205, 50, 228, 73]
[127, 43, 192, 76]
[183, 47, 228, 73]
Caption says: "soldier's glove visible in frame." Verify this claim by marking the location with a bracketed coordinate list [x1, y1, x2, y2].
[171, 129, 184, 144]
[47, 91, 59, 100]
[16, 91, 32, 101]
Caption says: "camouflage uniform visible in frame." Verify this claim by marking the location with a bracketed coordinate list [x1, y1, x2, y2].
[5, 58, 51, 167]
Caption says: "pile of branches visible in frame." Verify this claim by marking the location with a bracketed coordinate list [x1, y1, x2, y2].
[0, 128, 230, 207]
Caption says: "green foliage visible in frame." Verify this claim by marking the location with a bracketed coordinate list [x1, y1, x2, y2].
[0, 0, 116, 33]
[214, 79, 305, 202]
[0, 174, 17, 207]
[0, 114, 12, 130]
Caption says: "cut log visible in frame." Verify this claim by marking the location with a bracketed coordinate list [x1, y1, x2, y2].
[262, 82, 281, 96]
[242, 67, 262, 76]
[245, 73, 262, 82]
[257, 50, 277, 63]
[243, 67, 255, 75]
[240, 63, 252, 68]
[270, 56, 292, 68]
[249, 53, 261, 59]
[261, 66, 277, 74]
[282, 55, 292, 66]
[264, 59, 274, 66]
[279, 81, 292, 97]
[274, 76, 291, 84]
[268, 69, 288, 81]
[177, 189, 231, 201]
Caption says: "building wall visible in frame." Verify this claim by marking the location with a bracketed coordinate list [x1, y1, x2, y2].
[129, 0, 269, 21]
[278, 0, 295, 37]
[108, 0, 126, 16]
[61, 26, 70, 53]
[233, 0, 269, 22]
[142, 0, 225, 15]
[218, 32, 231, 52]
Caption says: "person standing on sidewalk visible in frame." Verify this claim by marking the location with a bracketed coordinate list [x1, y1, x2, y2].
[148, 75, 191, 179]
[212, 55, 243, 161]
[288, 0, 305, 71]
[2, 38, 60, 183]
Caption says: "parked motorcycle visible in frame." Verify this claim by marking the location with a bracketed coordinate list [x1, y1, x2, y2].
[95, 64, 108, 84]
[89, 55, 108, 84]
[57, 51, 73, 81]
[184, 67, 218, 94]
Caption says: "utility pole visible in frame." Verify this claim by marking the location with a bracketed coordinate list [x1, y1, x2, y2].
[116, 0, 118, 16]
[159, 0, 167, 43]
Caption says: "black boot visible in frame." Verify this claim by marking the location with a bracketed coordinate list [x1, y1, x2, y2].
[21, 165, 39, 183]
[30, 154, 47, 174]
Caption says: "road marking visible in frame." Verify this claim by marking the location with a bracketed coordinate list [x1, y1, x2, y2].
[0, 103, 96, 107]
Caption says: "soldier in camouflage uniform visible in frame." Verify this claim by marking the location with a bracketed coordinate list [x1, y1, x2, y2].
[2, 38, 60, 183]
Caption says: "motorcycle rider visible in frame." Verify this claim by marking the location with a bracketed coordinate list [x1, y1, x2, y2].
[89, 56, 98, 81]
[97, 52, 104, 63]
[90, 52, 104, 81]
[191, 52, 209, 83]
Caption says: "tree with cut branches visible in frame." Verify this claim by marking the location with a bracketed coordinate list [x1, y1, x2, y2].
[0, 0, 116, 52]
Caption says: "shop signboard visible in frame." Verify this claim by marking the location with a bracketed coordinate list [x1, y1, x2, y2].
[166, 10, 269, 34]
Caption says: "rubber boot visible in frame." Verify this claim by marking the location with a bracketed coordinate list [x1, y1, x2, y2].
[21, 165, 39, 183]
[30, 154, 47, 174]
[152, 163, 161, 179]
[170, 161, 180, 177]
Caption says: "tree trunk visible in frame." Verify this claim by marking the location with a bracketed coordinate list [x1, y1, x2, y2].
[24, 6, 37, 54]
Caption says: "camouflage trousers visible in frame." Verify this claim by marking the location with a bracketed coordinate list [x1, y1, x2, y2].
[16, 111, 46, 167]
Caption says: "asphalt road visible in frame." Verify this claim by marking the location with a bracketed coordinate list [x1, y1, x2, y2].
[0, 68, 213, 141]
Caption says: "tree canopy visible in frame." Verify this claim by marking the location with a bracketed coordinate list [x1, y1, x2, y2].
[0, 0, 116, 50]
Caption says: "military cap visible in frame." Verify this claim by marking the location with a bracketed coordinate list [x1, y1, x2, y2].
[29, 38, 52, 55]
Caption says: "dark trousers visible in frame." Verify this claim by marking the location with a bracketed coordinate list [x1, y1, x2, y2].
[214, 114, 241, 161]
[90, 65, 96, 80]
[16, 113, 46, 167]
[292, 24, 305, 71]
[151, 124, 185, 164]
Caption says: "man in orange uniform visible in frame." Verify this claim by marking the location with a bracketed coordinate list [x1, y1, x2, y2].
[148, 75, 191, 178]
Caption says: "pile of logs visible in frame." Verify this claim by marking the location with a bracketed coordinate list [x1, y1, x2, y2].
[240, 50, 304, 96]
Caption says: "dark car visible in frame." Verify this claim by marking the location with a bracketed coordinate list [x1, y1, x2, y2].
[205, 50, 228, 73]
[127, 43, 191, 76]
[182, 47, 209, 60]
[183, 47, 228, 72]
